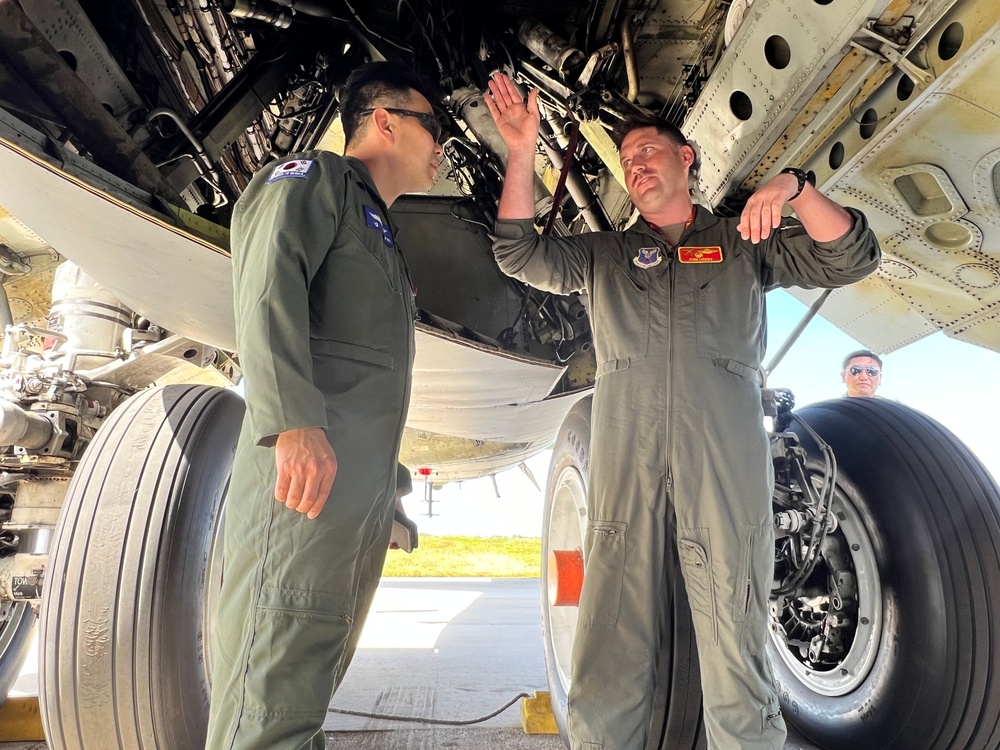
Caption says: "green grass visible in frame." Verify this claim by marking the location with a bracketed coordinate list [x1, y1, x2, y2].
[383, 535, 542, 577]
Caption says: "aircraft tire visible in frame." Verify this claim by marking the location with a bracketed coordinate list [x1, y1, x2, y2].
[541, 395, 705, 749]
[773, 398, 1000, 750]
[0, 602, 36, 701]
[39, 384, 243, 750]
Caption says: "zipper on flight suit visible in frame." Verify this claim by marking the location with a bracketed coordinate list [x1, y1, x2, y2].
[388, 247, 415, 490]
[652, 207, 695, 502]
[664, 238, 676, 499]
[356, 172, 416, 496]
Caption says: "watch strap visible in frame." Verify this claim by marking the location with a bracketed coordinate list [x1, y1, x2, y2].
[780, 167, 814, 200]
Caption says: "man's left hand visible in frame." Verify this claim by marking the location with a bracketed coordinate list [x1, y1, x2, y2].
[737, 172, 800, 243]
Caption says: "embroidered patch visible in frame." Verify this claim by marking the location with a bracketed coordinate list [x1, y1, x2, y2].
[265, 159, 314, 184]
[678, 246, 724, 263]
[364, 205, 394, 247]
[633, 247, 662, 269]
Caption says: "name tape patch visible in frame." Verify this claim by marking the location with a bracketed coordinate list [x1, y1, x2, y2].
[678, 246, 723, 264]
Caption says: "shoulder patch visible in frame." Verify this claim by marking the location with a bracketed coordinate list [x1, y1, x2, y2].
[633, 246, 662, 269]
[265, 159, 315, 184]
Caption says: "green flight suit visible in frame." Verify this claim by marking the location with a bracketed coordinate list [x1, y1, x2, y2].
[206, 151, 416, 750]
[492, 207, 880, 750]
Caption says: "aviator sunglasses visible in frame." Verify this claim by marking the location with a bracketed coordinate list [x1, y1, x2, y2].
[360, 107, 443, 143]
[848, 365, 881, 377]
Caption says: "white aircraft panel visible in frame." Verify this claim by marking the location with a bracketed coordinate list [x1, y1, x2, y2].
[0, 134, 238, 351]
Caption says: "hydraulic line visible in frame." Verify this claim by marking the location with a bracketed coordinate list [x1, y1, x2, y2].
[539, 114, 613, 232]
[329, 692, 530, 726]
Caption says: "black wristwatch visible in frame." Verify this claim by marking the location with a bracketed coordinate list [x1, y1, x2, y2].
[780, 167, 816, 200]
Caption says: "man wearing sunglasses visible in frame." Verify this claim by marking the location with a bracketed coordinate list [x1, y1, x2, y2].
[207, 62, 443, 749]
[487, 72, 881, 750]
[842, 349, 883, 398]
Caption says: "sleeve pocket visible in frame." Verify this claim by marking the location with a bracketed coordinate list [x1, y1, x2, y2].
[581, 520, 627, 627]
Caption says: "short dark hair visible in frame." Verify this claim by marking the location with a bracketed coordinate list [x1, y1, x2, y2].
[614, 115, 688, 149]
[842, 349, 883, 370]
[340, 62, 438, 147]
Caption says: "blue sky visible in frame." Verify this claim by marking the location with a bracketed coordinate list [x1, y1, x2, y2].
[404, 289, 1000, 537]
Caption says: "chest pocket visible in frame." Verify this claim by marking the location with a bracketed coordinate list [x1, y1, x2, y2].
[693, 250, 763, 377]
[343, 206, 402, 294]
[592, 254, 649, 374]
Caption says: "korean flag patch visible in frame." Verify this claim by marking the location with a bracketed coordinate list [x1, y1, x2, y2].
[265, 159, 314, 184]
[364, 205, 395, 247]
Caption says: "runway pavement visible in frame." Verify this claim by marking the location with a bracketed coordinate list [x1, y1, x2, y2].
[1, 578, 820, 749]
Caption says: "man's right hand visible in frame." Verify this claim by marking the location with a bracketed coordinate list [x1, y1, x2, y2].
[484, 72, 540, 154]
[485, 72, 541, 219]
[274, 427, 337, 520]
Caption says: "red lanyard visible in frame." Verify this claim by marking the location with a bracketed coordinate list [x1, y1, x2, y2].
[648, 205, 696, 247]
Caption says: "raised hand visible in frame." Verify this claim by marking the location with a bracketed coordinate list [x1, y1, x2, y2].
[484, 72, 540, 154]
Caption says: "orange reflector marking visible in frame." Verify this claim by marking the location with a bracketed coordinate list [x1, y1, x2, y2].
[548, 547, 584, 606]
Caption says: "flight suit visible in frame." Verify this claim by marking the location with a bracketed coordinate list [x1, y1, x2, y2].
[207, 151, 416, 750]
[492, 207, 880, 750]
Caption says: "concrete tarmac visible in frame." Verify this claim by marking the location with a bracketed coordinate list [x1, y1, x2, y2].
[1, 578, 819, 749]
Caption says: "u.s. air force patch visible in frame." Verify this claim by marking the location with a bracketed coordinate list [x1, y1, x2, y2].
[265, 159, 314, 184]
[364, 205, 394, 247]
[633, 247, 662, 269]
[678, 246, 723, 263]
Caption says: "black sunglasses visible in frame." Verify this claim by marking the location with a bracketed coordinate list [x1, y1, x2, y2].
[360, 107, 442, 143]
[848, 365, 881, 377]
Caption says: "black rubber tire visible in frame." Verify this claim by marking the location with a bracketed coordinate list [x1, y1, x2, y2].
[774, 398, 1000, 750]
[540, 395, 705, 750]
[39, 384, 244, 750]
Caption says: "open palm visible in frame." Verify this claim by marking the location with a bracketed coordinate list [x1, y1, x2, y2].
[484, 72, 540, 153]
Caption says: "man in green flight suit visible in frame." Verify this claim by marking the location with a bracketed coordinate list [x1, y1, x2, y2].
[485, 72, 881, 750]
[206, 62, 443, 750]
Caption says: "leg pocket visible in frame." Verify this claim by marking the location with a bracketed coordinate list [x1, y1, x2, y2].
[580, 520, 627, 627]
[736, 520, 772, 656]
[678, 532, 718, 644]
[242, 586, 354, 719]
[761, 697, 785, 735]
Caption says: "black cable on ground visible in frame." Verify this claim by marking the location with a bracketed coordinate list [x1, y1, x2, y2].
[327, 691, 531, 727]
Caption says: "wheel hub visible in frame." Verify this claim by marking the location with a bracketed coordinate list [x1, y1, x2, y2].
[769, 488, 882, 696]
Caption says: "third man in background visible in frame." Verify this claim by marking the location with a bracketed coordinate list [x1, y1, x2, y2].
[842, 349, 883, 397]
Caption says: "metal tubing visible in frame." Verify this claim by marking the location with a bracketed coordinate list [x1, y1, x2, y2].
[518, 20, 586, 79]
[763, 289, 833, 380]
[451, 86, 553, 216]
[621, 17, 639, 102]
[539, 116, 613, 232]
[0, 401, 54, 450]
